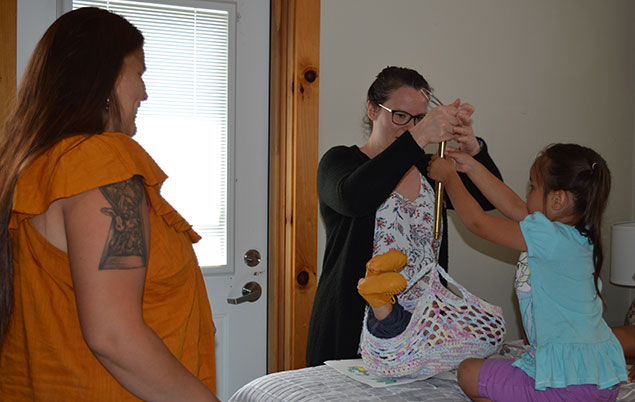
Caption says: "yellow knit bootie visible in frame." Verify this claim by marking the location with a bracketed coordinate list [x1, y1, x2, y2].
[358, 272, 407, 308]
[366, 249, 407, 277]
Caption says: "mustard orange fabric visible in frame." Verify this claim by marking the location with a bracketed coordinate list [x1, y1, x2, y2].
[1, 132, 216, 400]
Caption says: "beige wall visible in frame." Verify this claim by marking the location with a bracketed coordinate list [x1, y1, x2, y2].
[318, 0, 635, 340]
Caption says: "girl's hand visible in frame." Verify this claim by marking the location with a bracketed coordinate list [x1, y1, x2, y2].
[427, 154, 457, 183]
[452, 102, 480, 156]
[445, 147, 478, 175]
[410, 98, 460, 149]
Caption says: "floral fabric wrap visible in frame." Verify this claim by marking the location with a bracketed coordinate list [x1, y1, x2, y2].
[360, 263, 506, 379]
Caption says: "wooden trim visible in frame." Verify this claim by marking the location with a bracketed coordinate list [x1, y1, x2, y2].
[268, 0, 320, 372]
[0, 0, 17, 123]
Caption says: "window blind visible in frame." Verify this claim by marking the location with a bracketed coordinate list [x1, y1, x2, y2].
[73, 0, 231, 268]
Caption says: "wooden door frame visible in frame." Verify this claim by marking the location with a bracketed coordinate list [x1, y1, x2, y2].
[268, 0, 320, 372]
[0, 0, 17, 122]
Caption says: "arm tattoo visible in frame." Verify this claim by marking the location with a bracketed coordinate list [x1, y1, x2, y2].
[98, 176, 148, 270]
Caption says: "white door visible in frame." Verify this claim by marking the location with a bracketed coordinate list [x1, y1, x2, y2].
[196, 1, 269, 400]
[18, 1, 269, 401]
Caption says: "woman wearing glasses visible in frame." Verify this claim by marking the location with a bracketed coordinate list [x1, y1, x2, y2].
[306, 66, 502, 366]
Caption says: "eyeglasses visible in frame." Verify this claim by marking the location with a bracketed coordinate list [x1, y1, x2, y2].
[420, 87, 444, 107]
[377, 88, 444, 126]
[377, 103, 426, 126]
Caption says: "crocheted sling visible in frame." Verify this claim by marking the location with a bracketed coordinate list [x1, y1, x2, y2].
[360, 263, 506, 379]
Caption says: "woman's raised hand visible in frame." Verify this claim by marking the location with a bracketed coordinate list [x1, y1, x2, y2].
[409, 98, 460, 149]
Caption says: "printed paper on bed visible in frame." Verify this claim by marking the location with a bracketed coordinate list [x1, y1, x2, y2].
[324, 359, 457, 388]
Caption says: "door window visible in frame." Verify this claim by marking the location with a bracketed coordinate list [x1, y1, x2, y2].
[73, 0, 234, 269]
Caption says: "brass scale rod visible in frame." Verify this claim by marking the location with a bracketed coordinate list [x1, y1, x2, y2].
[433, 142, 446, 240]
[420, 88, 446, 241]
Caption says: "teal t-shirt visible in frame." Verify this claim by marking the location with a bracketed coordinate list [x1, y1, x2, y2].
[513, 212, 626, 390]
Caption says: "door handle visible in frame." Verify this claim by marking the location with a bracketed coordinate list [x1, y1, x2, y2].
[227, 282, 262, 304]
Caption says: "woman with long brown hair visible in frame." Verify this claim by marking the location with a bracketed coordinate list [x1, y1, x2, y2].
[0, 7, 218, 401]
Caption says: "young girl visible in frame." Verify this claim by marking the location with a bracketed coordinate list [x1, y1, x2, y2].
[427, 143, 627, 401]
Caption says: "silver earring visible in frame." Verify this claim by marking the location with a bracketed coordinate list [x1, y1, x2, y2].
[105, 98, 110, 112]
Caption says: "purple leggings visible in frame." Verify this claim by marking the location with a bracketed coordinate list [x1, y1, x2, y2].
[477, 358, 620, 402]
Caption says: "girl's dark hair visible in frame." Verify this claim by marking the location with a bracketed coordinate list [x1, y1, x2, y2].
[533, 143, 611, 302]
[0, 7, 144, 343]
[363, 66, 431, 135]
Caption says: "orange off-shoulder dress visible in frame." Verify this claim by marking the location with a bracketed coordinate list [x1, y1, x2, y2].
[1, 132, 216, 401]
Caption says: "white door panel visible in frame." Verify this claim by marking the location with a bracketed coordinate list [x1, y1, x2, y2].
[208, 0, 269, 399]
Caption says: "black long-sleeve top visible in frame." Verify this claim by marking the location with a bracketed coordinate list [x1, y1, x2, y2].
[305, 131, 502, 367]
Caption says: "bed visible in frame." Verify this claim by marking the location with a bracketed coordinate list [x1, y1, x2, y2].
[228, 342, 635, 402]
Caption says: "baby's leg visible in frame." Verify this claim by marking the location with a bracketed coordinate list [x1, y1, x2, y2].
[366, 300, 412, 338]
[357, 272, 406, 319]
[370, 304, 391, 321]
[359, 249, 408, 320]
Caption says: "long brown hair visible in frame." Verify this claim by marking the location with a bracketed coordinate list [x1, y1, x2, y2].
[0, 7, 143, 343]
[533, 143, 611, 303]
